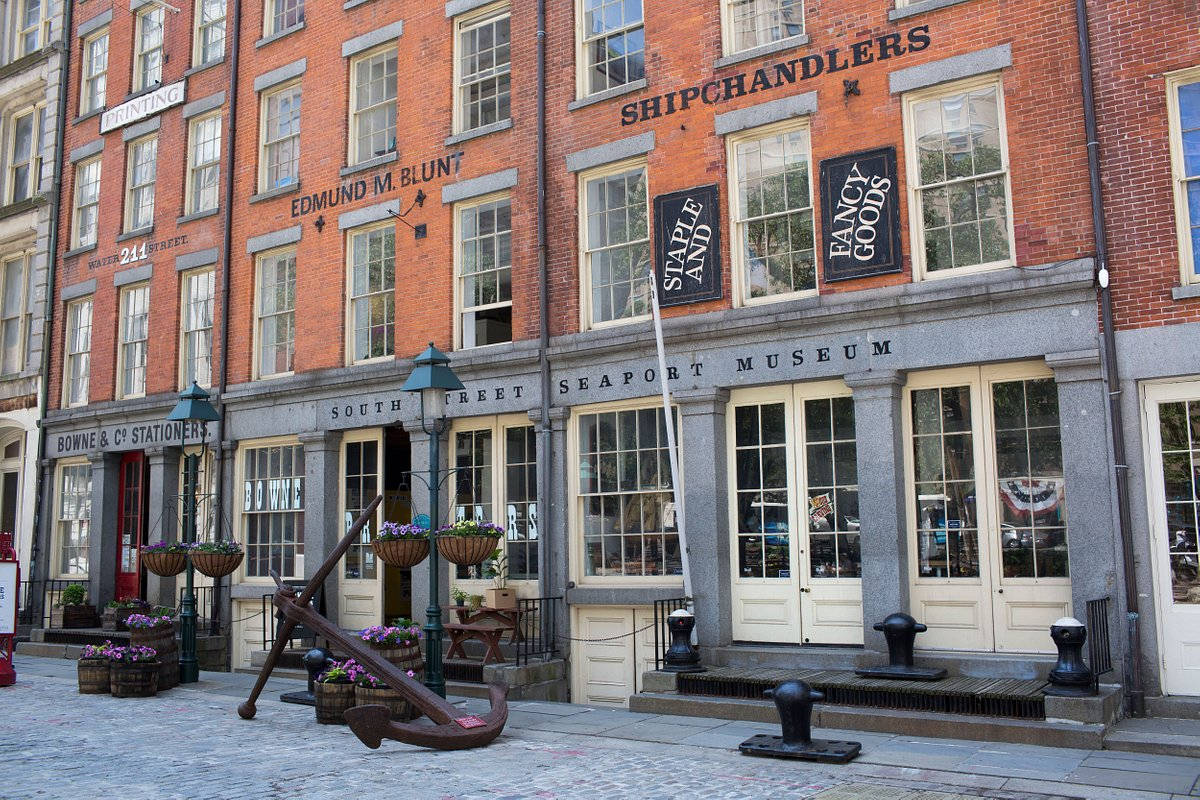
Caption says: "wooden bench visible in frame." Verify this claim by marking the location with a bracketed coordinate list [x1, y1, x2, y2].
[444, 622, 512, 664]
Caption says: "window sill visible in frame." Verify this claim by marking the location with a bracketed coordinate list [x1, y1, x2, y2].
[185, 57, 225, 77]
[340, 151, 398, 178]
[64, 244, 97, 260]
[256, 21, 306, 49]
[73, 107, 105, 126]
[714, 33, 811, 69]
[249, 182, 301, 204]
[1172, 284, 1200, 300]
[116, 226, 154, 242]
[0, 195, 45, 221]
[343, 0, 375, 9]
[177, 207, 219, 225]
[888, 0, 974, 21]
[444, 119, 513, 147]
[568, 78, 649, 112]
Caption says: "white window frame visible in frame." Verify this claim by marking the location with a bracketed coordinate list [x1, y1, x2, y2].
[720, 0, 806, 57]
[726, 118, 818, 308]
[54, 458, 92, 579]
[14, 0, 50, 58]
[348, 45, 397, 166]
[578, 158, 651, 331]
[133, 5, 165, 92]
[80, 29, 109, 115]
[72, 157, 101, 249]
[185, 112, 221, 215]
[124, 135, 158, 232]
[452, 3, 511, 135]
[6, 105, 44, 205]
[574, 0, 645, 99]
[63, 296, 93, 408]
[179, 268, 215, 389]
[902, 74, 1017, 281]
[237, 436, 305, 583]
[1166, 65, 1200, 286]
[258, 81, 301, 193]
[345, 222, 395, 365]
[0, 252, 29, 376]
[454, 191, 513, 350]
[254, 247, 296, 379]
[264, 0, 304, 37]
[193, 0, 227, 67]
[117, 283, 150, 400]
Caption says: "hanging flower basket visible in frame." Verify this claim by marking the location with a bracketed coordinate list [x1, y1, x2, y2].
[141, 551, 187, 577]
[372, 522, 430, 568]
[191, 541, 244, 578]
[435, 520, 504, 565]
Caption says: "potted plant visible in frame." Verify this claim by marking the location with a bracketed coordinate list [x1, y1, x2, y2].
[103, 597, 152, 631]
[190, 540, 244, 578]
[108, 645, 160, 697]
[354, 667, 417, 721]
[468, 594, 485, 610]
[484, 549, 516, 609]
[359, 623, 424, 681]
[435, 520, 504, 566]
[450, 587, 469, 608]
[77, 641, 117, 694]
[126, 613, 179, 690]
[314, 659, 359, 725]
[139, 541, 192, 577]
[57, 583, 99, 629]
[371, 521, 430, 569]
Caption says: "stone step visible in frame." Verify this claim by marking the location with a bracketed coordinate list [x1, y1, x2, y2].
[1104, 717, 1200, 757]
[15, 641, 85, 660]
[1146, 694, 1200, 720]
[234, 665, 308, 681]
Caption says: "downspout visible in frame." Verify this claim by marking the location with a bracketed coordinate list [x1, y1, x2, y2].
[1074, 0, 1144, 716]
[30, 0, 76, 617]
[535, 0, 551, 601]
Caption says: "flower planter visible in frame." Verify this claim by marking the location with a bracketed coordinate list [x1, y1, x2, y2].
[77, 658, 110, 694]
[131, 623, 179, 690]
[192, 551, 244, 578]
[61, 604, 99, 629]
[436, 535, 500, 566]
[110, 661, 160, 697]
[367, 640, 424, 683]
[314, 681, 355, 725]
[141, 551, 187, 577]
[355, 684, 412, 721]
[371, 538, 429, 569]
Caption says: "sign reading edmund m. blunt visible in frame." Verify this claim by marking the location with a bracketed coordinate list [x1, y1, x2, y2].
[653, 184, 722, 306]
[819, 147, 902, 282]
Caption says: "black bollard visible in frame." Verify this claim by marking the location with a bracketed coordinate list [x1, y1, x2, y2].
[661, 609, 704, 673]
[855, 612, 947, 680]
[280, 646, 333, 706]
[739, 680, 861, 763]
[1044, 617, 1096, 697]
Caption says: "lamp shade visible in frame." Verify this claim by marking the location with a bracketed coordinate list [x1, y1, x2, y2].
[401, 342, 465, 394]
[167, 382, 221, 422]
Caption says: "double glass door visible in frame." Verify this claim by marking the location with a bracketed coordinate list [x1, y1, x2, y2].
[116, 452, 146, 601]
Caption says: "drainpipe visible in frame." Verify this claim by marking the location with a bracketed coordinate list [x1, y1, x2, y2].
[535, 0, 551, 601]
[30, 0, 76, 619]
[1074, 0, 1144, 717]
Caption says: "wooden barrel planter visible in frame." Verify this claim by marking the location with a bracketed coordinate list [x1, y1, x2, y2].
[371, 538, 429, 569]
[314, 682, 355, 725]
[132, 623, 179, 690]
[141, 551, 187, 577]
[110, 662, 160, 697]
[77, 658, 110, 694]
[436, 535, 500, 566]
[62, 604, 100, 629]
[367, 641, 424, 683]
[355, 684, 413, 721]
[192, 551, 244, 578]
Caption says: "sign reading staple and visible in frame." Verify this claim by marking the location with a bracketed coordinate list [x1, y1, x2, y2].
[653, 185, 722, 306]
[818, 147, 902, 282]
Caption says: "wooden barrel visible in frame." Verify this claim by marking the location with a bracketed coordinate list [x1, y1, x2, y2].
[355, 684, 411, 721]
[132, 623, 179, 690]
[77, 658, 110, 694]
[368, 641, 424, 683]
[314, 682, 355, 724]
[110, 662, 160, 697]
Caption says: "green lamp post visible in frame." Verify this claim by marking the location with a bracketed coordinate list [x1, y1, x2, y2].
[166, 382, 220, 684]
[401, 343, 464, 698]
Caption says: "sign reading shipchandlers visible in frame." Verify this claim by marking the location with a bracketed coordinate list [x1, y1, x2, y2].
[653, 185, 722, 306]
[819, 147, 902, 282]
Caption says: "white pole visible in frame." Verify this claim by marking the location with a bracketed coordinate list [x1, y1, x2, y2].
[648, 270, 693, 602]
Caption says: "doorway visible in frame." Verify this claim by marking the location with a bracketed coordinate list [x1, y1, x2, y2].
[116, 451, 147, 600]
[0, 433, 22, 539]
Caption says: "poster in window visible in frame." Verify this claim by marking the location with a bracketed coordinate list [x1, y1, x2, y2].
[653, 184, 723, 306]
[818, 147, 902, 282]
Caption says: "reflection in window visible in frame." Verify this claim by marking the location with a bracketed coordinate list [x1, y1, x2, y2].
[805, 397, 860, 579]
[57, 464, 92, 575]
[504, 426, 538, 580]
[243, 444, 305, 578]
[343, 440, 378, 581]
[728, 0, 804, 54]
[454, 428, 493, 579]
[911, 386, 979, 577]
[581, 0, 644, 95]
[1158, 401, 1200, 603]
[584, 166, 650, 325]
[733, 403, 789, 578]
[349, 226, 395, 361]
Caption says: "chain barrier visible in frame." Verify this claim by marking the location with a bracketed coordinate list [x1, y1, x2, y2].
[552, 621, 658, 644]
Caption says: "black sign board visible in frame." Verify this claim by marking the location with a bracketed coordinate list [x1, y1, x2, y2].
[653, 184, 722, 307]
[819, 147, 902, 282]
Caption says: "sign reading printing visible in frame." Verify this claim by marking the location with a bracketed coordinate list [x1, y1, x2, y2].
[819, 147, 902, 282]
[100, 80, 186, 134]
[653, 184, 722, 306]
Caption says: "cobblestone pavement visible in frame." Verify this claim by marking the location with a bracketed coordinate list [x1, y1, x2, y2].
[2, 656, 1199, 800]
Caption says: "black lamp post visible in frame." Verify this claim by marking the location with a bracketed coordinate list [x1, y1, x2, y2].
[166, 382, 220, 684]
[401, 343, 464, 699]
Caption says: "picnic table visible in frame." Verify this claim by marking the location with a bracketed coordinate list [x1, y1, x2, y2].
[445, 604, 524, 664]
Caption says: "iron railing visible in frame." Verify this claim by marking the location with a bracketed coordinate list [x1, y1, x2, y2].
[179, 585, 218, 634]
[261, 587, 324, 651]
[653, 596, 690, 670]
[17, 580, 35, 626]
[1086, 596, 1113, 692]
[41, 579, 81, 628]
[515, 596, 562, 666]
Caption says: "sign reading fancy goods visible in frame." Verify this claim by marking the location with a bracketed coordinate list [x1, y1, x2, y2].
[819, 147, 902, 282]
[653, 185, 722, 306]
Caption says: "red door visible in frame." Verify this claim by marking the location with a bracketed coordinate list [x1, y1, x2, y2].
[115, 452, 147, 601]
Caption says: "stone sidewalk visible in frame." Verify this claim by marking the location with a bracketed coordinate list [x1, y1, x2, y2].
[2, 655, 1198, 800]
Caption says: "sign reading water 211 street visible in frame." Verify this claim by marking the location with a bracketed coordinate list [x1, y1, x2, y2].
[653, 185, 722, 307]
[819, 147, 902, 282]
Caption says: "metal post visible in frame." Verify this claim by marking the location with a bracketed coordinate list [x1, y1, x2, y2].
[179, 435, 199, 684]
[424, 426, 445, 698]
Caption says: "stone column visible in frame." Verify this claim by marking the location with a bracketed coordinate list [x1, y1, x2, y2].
[299, 430, 342, 622]
[845, 369, 909, 655]
[674, 388, 731, 649]
[530, 407, 569, 602]
[144, 446, 181, 609]
[404, 420, 451, 623]
[32, 458, 56, 623]
[87, 451, 120, 607]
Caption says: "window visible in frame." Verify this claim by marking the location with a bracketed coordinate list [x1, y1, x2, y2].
[581, 163, 650, 328]
[134, 6, 164, 92]
[15, 0, 46, 57]
[194, 0, 226, 66]
[723, 0, 804, 55]
[342, 435, 378, 581]
[256, 249, 295, 377]
[579, 0, 644, 96]
[7, 106, 45, 204]
[186, 113, 221, 214]
[905, 77, 1013, 277]
[1154, 398, 1200, 603]
[241, 442, 305, 579]
[118, 284, 150, 398]
[64, 297, 92, 407]
[578, 405, 680, 578]
[347, 224, 394, 362]
[181, 269, 214, 388]
[72, 158, 101, 249]
[266, 0, 303, 36]
[260, 83, 301, 192]
[455, 8, 510, 133]
[729, 123, 815, 303]
[457, 196, 512, 348]
[349, 48, 396, 165]
[80, 30, 109, 114]
[0, 255, 28, 375]
[56, 462, 92, 577]
[1168, 70, 1200, 284]
[124, 136, 157, 232]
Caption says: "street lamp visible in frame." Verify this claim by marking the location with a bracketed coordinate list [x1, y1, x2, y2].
[166, 382, 220, 684]
[401, 343, 464, 698]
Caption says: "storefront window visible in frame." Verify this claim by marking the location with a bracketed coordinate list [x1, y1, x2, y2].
[343, 439, 378, 581]
[804, 397, 861, 579]
[911, 386, 979, 578]
[504, 425, 537, 580]
[1158, 400, 1200, 603]
[242, 444, 305, 579]
[57, 463, 91, 576]
[733, 402, 789, 578]
[453, 428, 493, 579]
